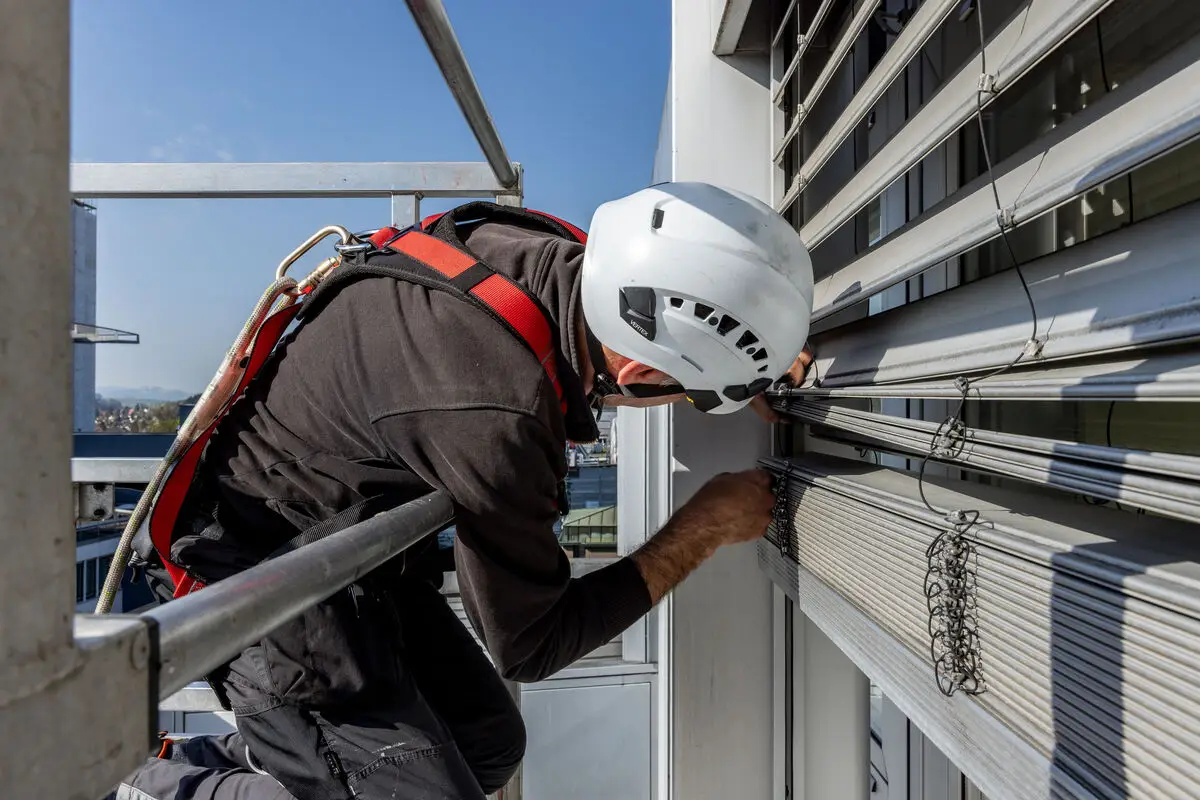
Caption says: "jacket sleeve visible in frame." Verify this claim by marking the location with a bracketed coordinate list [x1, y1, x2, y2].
[372, 406, 652, 682]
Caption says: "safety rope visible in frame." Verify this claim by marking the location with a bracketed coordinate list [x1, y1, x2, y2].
[95, 226, 353, 613]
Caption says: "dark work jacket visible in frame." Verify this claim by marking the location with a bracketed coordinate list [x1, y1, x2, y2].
[173, 218, 651, 683]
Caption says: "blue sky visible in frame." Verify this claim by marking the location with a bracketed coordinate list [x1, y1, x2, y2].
[72, 0, 670, 393]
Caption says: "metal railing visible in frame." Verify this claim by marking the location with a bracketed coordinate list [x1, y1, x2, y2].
[404, 0, 519, 189]
[147, 491, 453, 696]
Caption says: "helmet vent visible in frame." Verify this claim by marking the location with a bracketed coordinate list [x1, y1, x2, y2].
[758, 365, 770, 373]
[735, 331, 759, 349]
[694, 302, 715, 320]
[669, 297, 684, 308]
[752, 349, 769, 362]
[716, 315, 740, 336]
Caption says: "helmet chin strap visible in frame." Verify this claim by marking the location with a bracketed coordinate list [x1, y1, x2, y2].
[584, 325, 682, 415]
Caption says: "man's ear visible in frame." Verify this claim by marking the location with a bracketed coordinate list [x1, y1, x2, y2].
[616, 360, 664, 386]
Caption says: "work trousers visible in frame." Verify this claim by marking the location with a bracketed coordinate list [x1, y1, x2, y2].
[110, 578, 525, 800]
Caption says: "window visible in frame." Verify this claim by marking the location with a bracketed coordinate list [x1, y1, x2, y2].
[559, 408, 619, 559]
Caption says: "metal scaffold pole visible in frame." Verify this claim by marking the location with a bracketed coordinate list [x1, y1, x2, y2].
[404, 0, 520, 189]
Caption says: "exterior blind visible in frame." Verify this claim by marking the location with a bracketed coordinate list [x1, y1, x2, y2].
[809, 31, 1200, 321]
[763, 454, 1200, 800]
[765, 1, 1200, 797]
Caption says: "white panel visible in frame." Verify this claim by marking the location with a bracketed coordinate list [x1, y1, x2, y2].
[758, 539, 1072, 800]
[810, 26, 1200, 320]
[714, 0, 754, 55]
[522, 682, 653, 800]
[800, 614, 871, 800]
[669, 1, 777, 798]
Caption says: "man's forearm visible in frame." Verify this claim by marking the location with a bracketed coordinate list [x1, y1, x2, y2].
[629, 510, 723, 604]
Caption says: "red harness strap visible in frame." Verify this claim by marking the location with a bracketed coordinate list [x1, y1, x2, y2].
[149, 302, 304, 597]
[151, 213, 582, 598]
[368, 227, 565, 410]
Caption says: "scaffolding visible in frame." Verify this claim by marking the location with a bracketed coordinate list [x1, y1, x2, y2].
[0, 1, 522, 797]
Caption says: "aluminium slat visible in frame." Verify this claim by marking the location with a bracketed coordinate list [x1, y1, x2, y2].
[787, 400, 1200, 482]
[791, 488, 1200, 713]
[771, 0, 882, 160]
[796, 489, 1200, 689]
[765, 454, 1200, 619]
[758, 542, 1096, 800]
[799, 498, 1200, 753]
[772, 0, 838, 106]
[767, 457, 1200, 798]
[797, 200, 1200, 390]
[797, 0, 1114, 237]
[795, 492, 1200, 759]
[789, 499, 1200, 798]
[771, 0, 800, 50]
[772, 0, 959, 170]
[808, 33, 1200, 322]
[781, 401, 1200, 522]
[70, 162, 511, 199]
[785, 348, 1200, 401]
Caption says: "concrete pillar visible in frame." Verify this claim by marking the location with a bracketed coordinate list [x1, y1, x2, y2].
[0, 0, 74, 681]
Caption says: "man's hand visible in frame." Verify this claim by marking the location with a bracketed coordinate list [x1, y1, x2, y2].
[750, 346, 814, 423]
[630, 469, 776, 603]
[673, 469, 775, 549]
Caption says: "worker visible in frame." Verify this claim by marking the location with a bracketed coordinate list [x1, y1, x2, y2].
[109, 181, 814, 800]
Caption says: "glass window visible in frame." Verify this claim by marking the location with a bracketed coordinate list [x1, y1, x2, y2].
[559, 408, 619, 559]
[84, 558, 98, 600]
[76, 561, 85, 603]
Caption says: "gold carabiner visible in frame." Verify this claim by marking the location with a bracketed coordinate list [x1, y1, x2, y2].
[276, 225, 354, 281]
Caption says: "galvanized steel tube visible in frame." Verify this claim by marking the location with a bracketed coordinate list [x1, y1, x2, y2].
[404, 0, 519, 188]
[145, 491, 454, 697]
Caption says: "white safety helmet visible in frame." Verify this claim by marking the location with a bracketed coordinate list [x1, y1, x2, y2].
[581, 182, 813, 415]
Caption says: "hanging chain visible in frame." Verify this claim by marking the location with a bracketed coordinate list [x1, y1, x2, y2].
[770, 465, 796, 561]
[924, 509, 985, 696]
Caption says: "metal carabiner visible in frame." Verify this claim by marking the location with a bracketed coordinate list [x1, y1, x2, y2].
[276, 225, 355, 281]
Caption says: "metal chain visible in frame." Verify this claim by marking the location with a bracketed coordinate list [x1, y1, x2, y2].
[770, 466, 795, 560]
[924, 509, 985, 696]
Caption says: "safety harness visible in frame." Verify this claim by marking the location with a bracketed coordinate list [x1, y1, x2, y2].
[126, 203, 589, 601]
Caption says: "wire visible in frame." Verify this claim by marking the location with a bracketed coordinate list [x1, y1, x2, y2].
[1105, 400, 1116, 448]
[915, 0, 1045, 697]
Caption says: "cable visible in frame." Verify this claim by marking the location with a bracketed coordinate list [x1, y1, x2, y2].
[914, 0, 1043, 697]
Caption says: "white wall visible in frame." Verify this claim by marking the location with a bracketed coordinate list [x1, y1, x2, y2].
[666, 2, 776, 797]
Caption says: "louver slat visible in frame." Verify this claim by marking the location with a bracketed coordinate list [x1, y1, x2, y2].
[776, 400, 1200, 522]
[796, 200, 1200, 393]
[809, 33, 1200, 321]
[761, 453, 1200, 800]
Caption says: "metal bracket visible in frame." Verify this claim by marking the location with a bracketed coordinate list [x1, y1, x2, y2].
[978, 71, 998, 95]
[75, 482, 115, 525]
[995, 205, 1017, 230]
[1022, 337, 1046, 359]
[796, 33, 807, 48]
